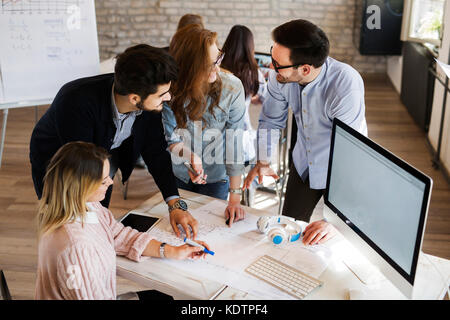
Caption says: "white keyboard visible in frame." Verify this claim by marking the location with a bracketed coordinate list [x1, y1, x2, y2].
[245, 255, 323, 299]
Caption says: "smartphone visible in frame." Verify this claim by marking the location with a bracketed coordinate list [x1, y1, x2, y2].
[119, 212, 160, 233]
[183, 161, 198, 176]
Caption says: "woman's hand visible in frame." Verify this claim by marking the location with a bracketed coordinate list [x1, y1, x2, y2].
[188, 153, 207, 184]
[165, 240, 211, 260]
[225, 195, 245, 227]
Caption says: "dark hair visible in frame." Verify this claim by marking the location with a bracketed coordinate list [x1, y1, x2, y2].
[221, 25, 259, 98]
[177, 13, 204, 30]
[272, 19, 329, 68]
[114, 44, 178, 100]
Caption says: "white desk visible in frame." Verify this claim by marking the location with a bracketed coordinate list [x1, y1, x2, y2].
[116, 190, 450, 300]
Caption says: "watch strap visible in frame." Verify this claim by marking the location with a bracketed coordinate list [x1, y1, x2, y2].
[229, 188, 242, 195]
[168, 199, 187, 212]
[159, 242, 166, 259]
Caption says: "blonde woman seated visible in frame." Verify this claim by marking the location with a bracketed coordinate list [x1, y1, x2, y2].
[35, 141, 210, 300]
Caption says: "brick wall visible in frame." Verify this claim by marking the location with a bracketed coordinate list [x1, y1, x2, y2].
[95, 0, 387, 73]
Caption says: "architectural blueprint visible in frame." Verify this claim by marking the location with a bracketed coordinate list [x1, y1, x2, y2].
[147, 200, 332, 299]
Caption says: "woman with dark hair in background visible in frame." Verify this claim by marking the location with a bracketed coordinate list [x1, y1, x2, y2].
[221, 25, 267, 164]
[221, 25, 267, 205]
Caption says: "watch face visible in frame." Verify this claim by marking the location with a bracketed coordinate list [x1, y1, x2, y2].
[177, 199, 188, 211]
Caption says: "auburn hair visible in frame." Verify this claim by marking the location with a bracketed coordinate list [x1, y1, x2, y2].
[37, 141, 109, 238]
[169, 24, 222, 128]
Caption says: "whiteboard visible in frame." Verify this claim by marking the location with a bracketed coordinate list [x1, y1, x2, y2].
[0, 0, 100, 105]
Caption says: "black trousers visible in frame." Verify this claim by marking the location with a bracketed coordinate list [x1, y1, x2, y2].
[282, 162, 324, 222]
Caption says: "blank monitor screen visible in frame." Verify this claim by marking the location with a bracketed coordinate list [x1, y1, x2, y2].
[325, 119, 431, 284]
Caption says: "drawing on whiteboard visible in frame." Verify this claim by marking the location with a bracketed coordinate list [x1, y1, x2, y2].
[1, 0, 84, 14]
[0, 0, 99, 104]
[8, 18, 32, 51]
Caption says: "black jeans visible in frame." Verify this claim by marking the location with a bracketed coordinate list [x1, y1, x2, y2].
[282, 163, 324, 222]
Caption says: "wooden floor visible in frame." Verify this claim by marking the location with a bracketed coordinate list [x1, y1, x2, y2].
[0, 74, 449, 299]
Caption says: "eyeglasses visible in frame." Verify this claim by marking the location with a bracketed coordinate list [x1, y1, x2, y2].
[270, 46, 303, 73]
[212, 49, 224, 69]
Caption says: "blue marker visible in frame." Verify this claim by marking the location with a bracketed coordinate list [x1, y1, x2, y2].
[184, 237, 215, 256]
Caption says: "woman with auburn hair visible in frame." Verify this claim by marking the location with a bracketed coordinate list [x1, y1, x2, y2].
[221, 24, 267, 164]
[35, 141, 210, 300]
[162, 24, 247, 226]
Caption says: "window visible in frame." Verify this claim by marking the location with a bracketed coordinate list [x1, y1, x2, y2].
[401, 0, 446, 47]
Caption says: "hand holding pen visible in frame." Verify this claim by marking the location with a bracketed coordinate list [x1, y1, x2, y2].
[184, 238, 214, 258]
[184, 155, 207, 184]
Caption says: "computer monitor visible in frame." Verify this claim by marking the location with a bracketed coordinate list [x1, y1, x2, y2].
[323, 118, 433, 299]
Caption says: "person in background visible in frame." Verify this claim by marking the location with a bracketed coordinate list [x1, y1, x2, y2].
[221, 25, 267, 206]
[162, 25, 246, 227]
[35, 142, 210, 300]
[177, 13, 204, 30]
[29, 44, 199, 239]
[161, 13, 205, 52]
[244, 19, 367, 245]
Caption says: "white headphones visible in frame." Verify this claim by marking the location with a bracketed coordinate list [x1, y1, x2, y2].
[257, 216, 303, 245]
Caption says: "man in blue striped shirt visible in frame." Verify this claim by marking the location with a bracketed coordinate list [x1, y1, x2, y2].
[244, 19, 367, 245]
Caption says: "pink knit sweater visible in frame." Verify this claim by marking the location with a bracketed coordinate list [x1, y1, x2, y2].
[35, 202, 154, 300]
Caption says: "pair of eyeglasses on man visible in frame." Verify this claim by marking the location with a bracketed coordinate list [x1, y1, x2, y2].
[270, 46, 304, 73]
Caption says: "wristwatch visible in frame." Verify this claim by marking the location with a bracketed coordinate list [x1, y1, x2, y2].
[229, 188, 242, 195]
[159, 242, 167, 259]
[168, 199, 188, 213]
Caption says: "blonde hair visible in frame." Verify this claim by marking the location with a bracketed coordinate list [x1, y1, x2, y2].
[37, 141, 109, 238]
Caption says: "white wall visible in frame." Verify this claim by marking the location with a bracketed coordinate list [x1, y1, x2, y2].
[387, 55, 403, 94]
[428, 1, 450, 174]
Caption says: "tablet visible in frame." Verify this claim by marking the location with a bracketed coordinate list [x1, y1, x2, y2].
[120, 212, 160, 233]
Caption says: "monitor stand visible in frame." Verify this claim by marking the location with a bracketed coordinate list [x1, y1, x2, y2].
[342, 255, 386, 285]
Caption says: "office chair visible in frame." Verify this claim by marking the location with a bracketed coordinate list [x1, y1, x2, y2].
[0, 270, 12, 300]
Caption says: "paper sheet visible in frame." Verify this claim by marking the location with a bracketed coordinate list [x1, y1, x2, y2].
[147, 200, 332, 299]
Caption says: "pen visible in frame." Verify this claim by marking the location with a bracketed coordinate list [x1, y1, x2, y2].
[184, 237, 215, 256]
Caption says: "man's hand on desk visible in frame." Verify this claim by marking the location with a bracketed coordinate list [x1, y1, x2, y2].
[243, 161, 280, 190]
[302, 220, 337, 246]
[169, 209, 198, 239]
